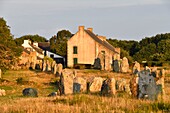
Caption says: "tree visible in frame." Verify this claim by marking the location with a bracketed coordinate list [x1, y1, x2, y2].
[49, 30, 72, 56]
[157, 39, 170, 60]
[0, 18, 22, 71]
[133, 43, 157, 62]
[15, 34, 47, 46]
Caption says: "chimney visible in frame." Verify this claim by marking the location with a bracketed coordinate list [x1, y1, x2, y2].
[33, 42, 38, 47]
[79, 26, 85, 31]
[87, 28, 93, 32]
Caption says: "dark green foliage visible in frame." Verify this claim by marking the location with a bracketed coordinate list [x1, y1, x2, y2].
[22, 88, 38, 97]
[50, 30, 72, 56]
[15, 34, 47, 46]
[107, 33, 170, 64]
[0, 18, 22, 72]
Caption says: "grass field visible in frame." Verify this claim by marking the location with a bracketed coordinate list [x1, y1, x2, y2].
[0, 69, 170, 113]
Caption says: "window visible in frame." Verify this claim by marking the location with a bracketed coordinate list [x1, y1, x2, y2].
[73, 58, 78, 65]
[73, 46, 78, 54]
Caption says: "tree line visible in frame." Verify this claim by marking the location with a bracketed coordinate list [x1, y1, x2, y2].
[107, 33, 170, 65]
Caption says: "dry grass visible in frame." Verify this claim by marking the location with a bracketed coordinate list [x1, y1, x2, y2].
[0, 69, 170, 113]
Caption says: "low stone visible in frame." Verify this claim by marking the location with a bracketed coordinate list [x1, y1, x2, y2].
[48, 92, 57, 97]
[22, 88, 38, 97]
[73, 77, 87, 93]
[101, 78, 116, 96]
[88, 77, 103, 93]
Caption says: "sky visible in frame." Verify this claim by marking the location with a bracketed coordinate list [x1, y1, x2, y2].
[0, 0, 170, 41]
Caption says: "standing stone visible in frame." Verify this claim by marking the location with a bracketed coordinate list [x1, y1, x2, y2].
[59, 70, 74, 95]
[156, 69, 165, 95]
[120, 57, 129, 73]
[93, 58, 101, 70]
[113, 60, 120, 72]
[88, 77, 103, 93]
[144, 66, 151, 73]
[98, 52, 105, 70]
[138, 70, 159, 100]
[53, 64, 57, 75]
[116, 78, 127, 91]
[51, 61, 56, 73]
[130, 75, 139, 97]
[39, 62, 43, 70]
[0, 69, 1, 78]
[73, 77, 87, 93]
[133, 61, 140, 74]
[46, 60, 51, 71]
[73, 70, 77, 77]
[151, 67, 158, 78]
[30, 62, 35, 70]
[42, 61, 46, 72]
[25, 62, 30, 69]
[56, 64, 63, 76]
[101, 78, 116, 95]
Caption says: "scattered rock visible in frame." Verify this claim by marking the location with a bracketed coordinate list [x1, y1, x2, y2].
[0, 89, 6, 96]
[22, 88, 38, 97]
[48, 92, 57, 97]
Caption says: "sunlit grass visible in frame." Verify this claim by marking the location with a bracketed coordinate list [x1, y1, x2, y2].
[0, 69, 170, 113]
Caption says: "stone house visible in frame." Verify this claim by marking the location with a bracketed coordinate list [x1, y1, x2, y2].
[67, 26, 120, 70]
[22, 40, 44, 59]
[19, 40, 44, 69]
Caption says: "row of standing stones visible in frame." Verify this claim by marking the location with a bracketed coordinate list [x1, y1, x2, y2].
[0, 59, 165, 101]
[22, 61, 165, 101]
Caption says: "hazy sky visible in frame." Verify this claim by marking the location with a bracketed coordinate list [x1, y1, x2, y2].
[0, 0, 170, 40]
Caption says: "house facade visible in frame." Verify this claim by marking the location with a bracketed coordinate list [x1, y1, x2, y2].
[67, 26, 120, 70]
[19, 40, 44, 69]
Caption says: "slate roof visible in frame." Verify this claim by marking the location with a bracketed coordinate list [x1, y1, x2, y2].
[23, 48, 30, 54]
[38, 42, 50, 51]
[29, 44, 44, 54]
[85, 30, 118, 54]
